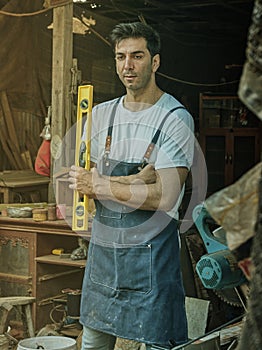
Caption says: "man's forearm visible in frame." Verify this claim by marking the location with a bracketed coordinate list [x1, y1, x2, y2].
[103, 164, 156, 185]
[97, 177, 162, 211]
[69, 165, 188, 212]
[95, 167, 188, 212]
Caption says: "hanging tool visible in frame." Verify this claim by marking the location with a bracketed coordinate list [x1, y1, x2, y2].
[72, 84, 93, 231]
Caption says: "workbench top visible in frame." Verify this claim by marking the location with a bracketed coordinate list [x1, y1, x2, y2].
[0, 170, 49, 187]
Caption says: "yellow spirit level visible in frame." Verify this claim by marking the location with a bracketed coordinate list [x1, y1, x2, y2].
[72, 84, 93, 231]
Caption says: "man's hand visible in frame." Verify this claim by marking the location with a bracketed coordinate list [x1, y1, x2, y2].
[132, 164, 157, 184]
[68, 164, 157, 196]
[68, 165, 97, 198]
[68, 164, 188, 211]
[110, 164, 157, 185]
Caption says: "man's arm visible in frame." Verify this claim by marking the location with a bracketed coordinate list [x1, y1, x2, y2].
[95, 166, 188, 211]
[69, 165, 188, 212]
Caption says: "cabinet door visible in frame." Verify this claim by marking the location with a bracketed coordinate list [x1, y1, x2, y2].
[0, 230, 35, 296]
[232, 130, 260, 182]
[204, 134, 227, 194]
[203, 129, 260, 196]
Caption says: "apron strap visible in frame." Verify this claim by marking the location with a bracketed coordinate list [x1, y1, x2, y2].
[104, 99, 186, 164]
[104, 97, 121, 155]
[143, 106, 186, 162]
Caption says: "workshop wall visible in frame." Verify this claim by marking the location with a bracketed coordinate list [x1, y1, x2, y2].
[0, 0, 252, 171]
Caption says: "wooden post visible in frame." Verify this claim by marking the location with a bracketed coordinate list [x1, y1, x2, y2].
[50, 1, 73, 202]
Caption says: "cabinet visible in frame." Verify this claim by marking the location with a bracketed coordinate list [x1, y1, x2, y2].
[0, 217, 90, 331]
[199, 93, 261, 196]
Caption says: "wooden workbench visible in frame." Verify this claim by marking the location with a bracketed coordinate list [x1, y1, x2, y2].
[0, 170, 49, 203]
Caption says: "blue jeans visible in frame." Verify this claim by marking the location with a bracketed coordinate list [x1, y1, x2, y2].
[81, 326, 116, 350]
[81, 326, 168, 350]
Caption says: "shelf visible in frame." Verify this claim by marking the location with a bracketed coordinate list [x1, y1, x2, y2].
[199, 93, 261, 196]
[0, 272, 32, 283]
[0, 219, 86, 331]
[202, 126, 259, 132]
[0, 217, 91, 237]
[200, 93, 238, 99]
[35, 254, 87, 268]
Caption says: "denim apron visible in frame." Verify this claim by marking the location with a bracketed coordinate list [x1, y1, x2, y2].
[80, 101, 188, 347]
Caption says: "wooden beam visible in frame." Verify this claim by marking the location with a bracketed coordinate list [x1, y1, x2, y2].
[50, 1, 73, 202]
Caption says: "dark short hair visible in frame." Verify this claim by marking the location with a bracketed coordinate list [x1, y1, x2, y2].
[110, 22, 161, 57]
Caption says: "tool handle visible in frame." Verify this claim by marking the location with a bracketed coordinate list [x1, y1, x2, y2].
[193, 204, 228, 253]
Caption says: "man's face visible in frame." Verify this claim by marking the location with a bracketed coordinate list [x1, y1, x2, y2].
[114, 37, 160, 91]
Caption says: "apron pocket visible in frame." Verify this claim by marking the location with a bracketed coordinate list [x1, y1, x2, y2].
[90, 243, 152, 294]
[99, 200, 122, 219]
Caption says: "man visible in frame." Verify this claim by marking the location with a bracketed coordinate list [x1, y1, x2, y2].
[69, 22, 194, 350]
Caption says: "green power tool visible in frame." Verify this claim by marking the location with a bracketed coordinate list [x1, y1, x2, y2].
[193, 204, 247, 290]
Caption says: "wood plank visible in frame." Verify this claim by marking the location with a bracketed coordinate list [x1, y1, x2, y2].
[0, 308, 11, 334]
[0, 272, 32, 284]
[21, 152, 30, 170]
[6, 139, 26, 170]
[50, 3, 73, 202]
[0, 104, 8, 132]
[0, 91, 20, 152]
[0, 170, 50, 187]
[0, 107, 18, 169]
[21, 150, 33, 170]
[0, 92, 28, 169]
[0, 128, 18, 169]
[36, 254, 86, 268]
[0, 297, 35, 307]
[23, 304, 35, 337]
[38, 268, 82, 281]
[0, 202, 47, 211]
[0, 179, 49, 187]
[25, 130, 39, 159]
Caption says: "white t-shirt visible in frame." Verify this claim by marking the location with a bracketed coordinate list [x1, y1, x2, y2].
[83, 93, 195, 219]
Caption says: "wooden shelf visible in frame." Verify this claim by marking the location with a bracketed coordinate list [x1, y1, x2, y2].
[0, 217, 88, 331]
[199, 93, 261, 195]
[0, 217, 91, 237]
[36, 254, 86, 268]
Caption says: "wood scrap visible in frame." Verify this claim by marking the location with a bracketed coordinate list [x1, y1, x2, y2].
[0, 127, 18, 169]
[0, 91, 38, 170]
[0, 91, 20, 152]
[0, 170, 50, 187]
[20, 152, 29, 170]
[21, 150, 33, 170]
[24, 150, 34, 169]
[6, 139, 25, 170]
[25, 130, 39, 159]
[0, 106, 18, 169]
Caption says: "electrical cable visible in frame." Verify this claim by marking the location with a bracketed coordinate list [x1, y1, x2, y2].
[49, 304, 66, 325]
[157, 71, 239, 87]
[0, 1, 71, 17]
